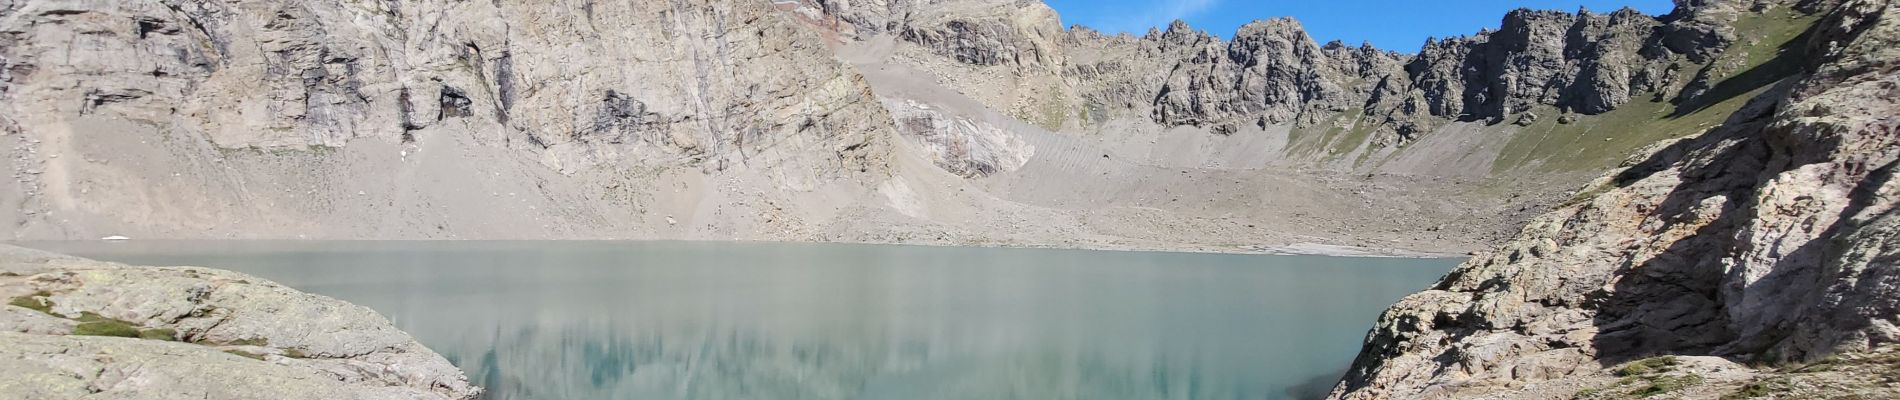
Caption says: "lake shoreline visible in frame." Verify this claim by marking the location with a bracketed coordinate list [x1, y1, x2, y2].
[12, 238, 1470, 260]
[826, 238, 1470, 259]
[18, 240, 1458, 399]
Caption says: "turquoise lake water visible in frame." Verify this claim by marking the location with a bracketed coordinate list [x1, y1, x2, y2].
[19, 241, 1459, 400]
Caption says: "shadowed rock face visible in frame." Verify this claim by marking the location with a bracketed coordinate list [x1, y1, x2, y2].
[1328, 0, 1899, 398]
[0, 245, 480, 399]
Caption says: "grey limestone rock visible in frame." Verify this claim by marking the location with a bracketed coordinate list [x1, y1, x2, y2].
[864, 0, 1808, 148]
[0, 0, 895, 173]
[0, 244, 481, 399]
[1328, 0, 1900, 397]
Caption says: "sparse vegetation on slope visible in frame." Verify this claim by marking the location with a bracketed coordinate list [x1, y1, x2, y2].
[1491, 8, 1822, 175]
[1331, 1, 1900, 399]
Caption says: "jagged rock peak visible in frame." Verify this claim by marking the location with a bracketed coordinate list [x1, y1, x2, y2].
[1234, 16, 1311, 37]
[1165, 19, 1197, 35]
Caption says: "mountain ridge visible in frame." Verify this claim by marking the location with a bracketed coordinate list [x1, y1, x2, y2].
[0, 0, 1837, 258]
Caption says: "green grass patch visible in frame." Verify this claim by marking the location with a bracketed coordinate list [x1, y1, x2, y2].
[1728, 7, 1819, 75]
[1282, 109, 1377, 163]
[226, 337, 269, 347]
[1792, 355, 1843, 373]
[1615, 355, 1681, 377]
[1488, 95, 1741, 175]
[1340, 123, 1381, 167]
[138, 328, 178, 341]
[1556, 181, 1617, 209]
[74, 311, 118, 324]
[72, 319, 141, 338]
[7, 295, 191, 343]
[1281, 120, 1341, 158]
[223, 349, 267, 361]
[284, 348, 310, 359]
[1634, 374, 1704, 397]
[1872, 352, 1900, 380]
[1671, 7, 1821, 118]
[1615, 362, 1654, 377]
[71, 311, 148, 338]
[1488, 8, 1822, 177]
[8, 291, 54, 314]
[1722, 378, 1793, 400]
[1033, 88, 1072, 131]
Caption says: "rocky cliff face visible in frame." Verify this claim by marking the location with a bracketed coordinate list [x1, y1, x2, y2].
[1, 0, 889, 172]
[807, 0, 1824, 160]
[0, 245, 480, 399]
[753, 0, 1849, 257]
[787, 0, 1065, 68]
[0, 0, 1860, 259]
[1, 0, 905, 241]
[1329, 0, 1900, 398]
[1149, 18, 1378, 128]
[1054, 0, 1819, 146]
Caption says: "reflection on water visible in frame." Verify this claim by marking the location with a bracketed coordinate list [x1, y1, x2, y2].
[21, 241, 1457, 400]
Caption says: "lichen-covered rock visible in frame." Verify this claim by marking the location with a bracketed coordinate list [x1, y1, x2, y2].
[1328, 0, 1900, 398]
[0, 245, 480, 399]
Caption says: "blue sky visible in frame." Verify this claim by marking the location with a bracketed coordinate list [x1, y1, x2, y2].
[1043, 0, 1675, 51]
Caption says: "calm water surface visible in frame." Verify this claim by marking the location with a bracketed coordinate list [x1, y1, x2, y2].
[19, 241, 1459, 400]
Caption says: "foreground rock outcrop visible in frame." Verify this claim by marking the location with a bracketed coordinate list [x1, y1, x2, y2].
[0, 245, 479, 399]
[1330, 0, 1900, 398]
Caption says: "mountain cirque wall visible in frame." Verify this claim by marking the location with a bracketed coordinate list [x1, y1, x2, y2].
[0, 244, 480, 399]
[0, 0, 1850, 256]
[819, 0, 1829, 147]
[0, 0, 900, 240]
[1330, 0, 1900, 398]
[0, 0, 890, 171]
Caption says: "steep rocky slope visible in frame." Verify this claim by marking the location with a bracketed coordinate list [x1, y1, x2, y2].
[1330, 0, 1900, 398]
[840, 0, 1825, 169]
[0, 0, 1847, 256]
[0, 0, 898, 240]
[0, 244, 479, 399]
[793, 0, 1837, 252]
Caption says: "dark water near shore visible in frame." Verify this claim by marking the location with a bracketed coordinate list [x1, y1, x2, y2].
[20, 241, 1459, 400]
